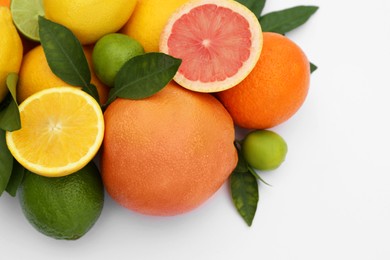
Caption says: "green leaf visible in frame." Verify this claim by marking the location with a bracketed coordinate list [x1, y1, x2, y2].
[106, 53, 181, 104]
[248, 166, 271, 186]
[230, 170, 259, 226]
[0, 129, 14, 196]
[5, 160, 25, 197]
[235, 0, 266, 17]
[0, 73, 21, 131]
[234, 141, 249, 173]
[310, 62, 318, 73]
[260, 6, 319, 34]
[84, 83, 100, 103]
[38, 16, 100, 103]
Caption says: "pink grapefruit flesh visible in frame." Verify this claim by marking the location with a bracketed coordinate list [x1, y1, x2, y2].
[160, 0, 262, 93]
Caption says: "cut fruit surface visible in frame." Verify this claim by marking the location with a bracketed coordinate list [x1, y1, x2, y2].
[6, 87, 104, 177]
[11, 0, 44, 41]
[159, 0, 262, 92]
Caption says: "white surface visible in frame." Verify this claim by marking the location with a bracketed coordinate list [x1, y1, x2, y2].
[2, 0, 390, 259]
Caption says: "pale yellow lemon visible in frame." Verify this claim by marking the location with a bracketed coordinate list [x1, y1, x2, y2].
[43, 0, 137, 44]
[121, 0, 189, 52]
[0, 7, 23, 102]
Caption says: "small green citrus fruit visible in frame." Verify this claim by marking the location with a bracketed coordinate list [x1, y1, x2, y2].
[92, 33, 144, 87]
[242, 130, 288, 171]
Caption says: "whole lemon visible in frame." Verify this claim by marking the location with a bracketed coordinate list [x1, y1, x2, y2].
[121, 0, 189, 52]
[18, 162, 104, 240]
[0, 7, 23, 102]
[17, 45, 109, 104]
[43, 0, 137, 45]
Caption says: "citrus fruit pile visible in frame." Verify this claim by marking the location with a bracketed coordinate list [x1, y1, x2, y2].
[0, 0, 318, 239]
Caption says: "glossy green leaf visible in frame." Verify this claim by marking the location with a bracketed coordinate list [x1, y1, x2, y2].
[230, 170, 259, 226]
[85, 83, 100, 104]
[0, 73, 21, 131]
[106, 53, 181, 104]
[234, 141, 249, 173]
[260, 6, 319, 34]
[5, 160, 25, 197]
[248, 166, 271, 186]
[235, 0, 266, 17]
[310, 62, 318, 73]
[0, 129, 14, 196]
[38, 16, 99, 103]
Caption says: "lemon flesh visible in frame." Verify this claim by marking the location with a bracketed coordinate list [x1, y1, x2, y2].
[6, 87, 104, 177]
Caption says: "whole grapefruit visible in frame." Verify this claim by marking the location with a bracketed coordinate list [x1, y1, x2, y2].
[216, 32, 310, 129]
[101, 82, 237, 216]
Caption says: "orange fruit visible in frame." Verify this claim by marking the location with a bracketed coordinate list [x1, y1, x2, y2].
[101, 81, 237, 216]
[159, 0, 262, 93]
[0, 0, 10, 8]
[17, 45, 109, 104]
[216, 32, 310, 129]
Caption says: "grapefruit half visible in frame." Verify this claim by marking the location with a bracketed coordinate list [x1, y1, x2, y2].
[159, 0, 262, 93]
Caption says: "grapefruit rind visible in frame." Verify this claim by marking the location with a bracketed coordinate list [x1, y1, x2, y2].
[159, 0, 263, 93]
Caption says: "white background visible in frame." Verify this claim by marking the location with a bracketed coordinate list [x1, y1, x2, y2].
[1, 0, 390, 259]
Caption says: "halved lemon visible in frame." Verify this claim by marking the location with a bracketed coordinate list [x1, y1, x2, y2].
[6, 87, 104, 177]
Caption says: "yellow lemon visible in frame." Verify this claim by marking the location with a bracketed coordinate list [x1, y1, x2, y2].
[6, 87, 104, 177]
[43, 0, 137, 45]
[0, 7, 23, 102]
[121, 0, 189, 52]
[17, 45, 109, 104]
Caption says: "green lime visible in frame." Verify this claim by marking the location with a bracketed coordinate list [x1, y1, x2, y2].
[18, 162, 104, 240]
[242, 130, 288, 171]
[92, 33, 145, 87]
[10, 0, 44, 42]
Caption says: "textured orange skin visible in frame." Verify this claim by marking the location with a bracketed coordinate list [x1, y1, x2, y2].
[216, 32, 310, 129]
[0, 0, 10, 8]
[17, 45, 109, 104]
[101, 82, 237, 216]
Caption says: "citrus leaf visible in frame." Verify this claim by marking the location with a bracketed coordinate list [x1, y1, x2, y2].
[310, 62, 318, 73]
[235, 0, 266, 17]
[5, 160, 25, 197]
[38, 16, 100, 103]
[84, 83, 100, 104]
[106, 53, 181, 104]
[234, 141, 249, 173]
[0, 129, 14, 196]
[0, 73, 21, 131]
[230, 170, 259, 226]
[248, 166, 272, 187]
[260, 6, 319, 34]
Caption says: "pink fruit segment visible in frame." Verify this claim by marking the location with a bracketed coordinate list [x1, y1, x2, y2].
[167, 4, 251, 83]
[160, 0, 262, 93]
